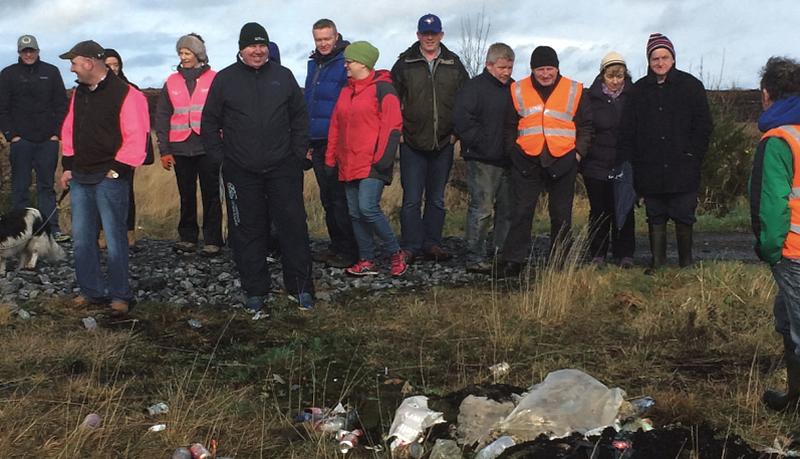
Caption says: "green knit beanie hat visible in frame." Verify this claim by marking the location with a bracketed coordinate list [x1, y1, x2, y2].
[344, 41, 379, 70]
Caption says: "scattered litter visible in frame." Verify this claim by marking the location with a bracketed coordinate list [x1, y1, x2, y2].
[171, 447, 191, 459]
[147, 402, 169, 416]
[189, 443, 211, 458]
[760, 438, 800, 457]
[16, 308, 31, 320]
[148, 423, 166, 432]
[272, 373, 286, 384]
[474, 435, 515, 459]
[81, 413, 102, 428]
[497, 369, 625, 441]
[429, 438, 461, 459]
[401, 380, 414, 395]
[294, 403, 357, 433]
[457, 395, 514, 447]
[388, 395, 445, 453]
[336, 429, 363, 454]
[187, 319, 202, 328]
[251, 310, 268, 321]
[82, 316, 97, 330]
[488, 362, 510, 380]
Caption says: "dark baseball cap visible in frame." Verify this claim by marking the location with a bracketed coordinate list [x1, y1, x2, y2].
[59, 40, 106, 60]
[17, 35, 39, 52]
[417, 14, 442, 33]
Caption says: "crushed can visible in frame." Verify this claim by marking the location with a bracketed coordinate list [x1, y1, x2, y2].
[189, 443, 211, 459]
[147, 402, 169, 416]
[337, 429, 363, 454]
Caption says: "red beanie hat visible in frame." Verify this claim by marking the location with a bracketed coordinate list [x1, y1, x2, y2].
[646, 33, 675, 59]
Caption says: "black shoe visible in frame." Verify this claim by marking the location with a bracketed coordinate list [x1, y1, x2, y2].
[466, 261, 493, 274]
[325, 252, 357, 269]
[495, 261, 521, 279]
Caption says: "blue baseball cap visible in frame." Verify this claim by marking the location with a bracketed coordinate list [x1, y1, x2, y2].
[417, 14, 442, 33]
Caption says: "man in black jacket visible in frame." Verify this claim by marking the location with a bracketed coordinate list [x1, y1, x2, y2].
[0, 35, 68, 240]
[391, 13, 468, 262]
[201, 22, 314, 314]
[453, 43, 515, 273]
[618, 33, 712, 271]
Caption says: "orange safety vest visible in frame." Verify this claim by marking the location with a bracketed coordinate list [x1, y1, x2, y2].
[166, 69, 216, 142]
[763, 125, 800, 258]
[511, 75, 582, 157]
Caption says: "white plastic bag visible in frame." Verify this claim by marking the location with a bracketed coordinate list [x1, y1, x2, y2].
[388, 396, 445, 453]
[497, 369, 625, 441]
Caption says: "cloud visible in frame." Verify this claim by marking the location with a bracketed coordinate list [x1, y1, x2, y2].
[0, 0, 794, 89]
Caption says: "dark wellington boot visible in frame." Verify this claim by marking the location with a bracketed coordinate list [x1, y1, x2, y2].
[676, 223, 694, 267]
[763, 351, 800, 411]
[644, 223, 667, 275]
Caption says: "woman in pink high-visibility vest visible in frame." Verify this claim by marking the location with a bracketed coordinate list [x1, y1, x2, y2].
[155, 33, 223, 256]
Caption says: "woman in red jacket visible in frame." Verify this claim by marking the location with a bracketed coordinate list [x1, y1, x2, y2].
[325, 41, 408, 276]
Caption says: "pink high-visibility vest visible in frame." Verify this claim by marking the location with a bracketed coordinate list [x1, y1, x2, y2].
[166, 69, 216, 142]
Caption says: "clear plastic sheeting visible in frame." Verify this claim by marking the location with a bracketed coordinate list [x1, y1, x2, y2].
[456, 395, 515, 447]
[497, 369, 625, 441]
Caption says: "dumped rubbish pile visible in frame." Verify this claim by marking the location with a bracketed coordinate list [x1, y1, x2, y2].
[295, 368, 774, 458]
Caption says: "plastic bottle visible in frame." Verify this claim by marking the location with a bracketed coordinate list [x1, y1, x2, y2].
[475, 436, 515, 459]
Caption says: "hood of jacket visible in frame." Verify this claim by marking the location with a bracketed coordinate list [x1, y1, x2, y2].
[348, 69, 392, 94]
[398, 40, 456, 62]
[759, 95, 800, 132]
[589, 73, 633, 98]
[310, 34, 349, 63]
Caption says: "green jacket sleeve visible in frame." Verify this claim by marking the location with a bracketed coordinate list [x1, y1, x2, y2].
[751, 137, 793, 265]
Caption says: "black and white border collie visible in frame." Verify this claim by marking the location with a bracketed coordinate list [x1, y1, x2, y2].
[0, 208, 65, 275]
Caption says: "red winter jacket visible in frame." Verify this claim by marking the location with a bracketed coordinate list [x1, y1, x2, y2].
[325, 69, 402, 183]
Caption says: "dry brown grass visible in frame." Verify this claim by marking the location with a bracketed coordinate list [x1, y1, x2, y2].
[0, 260, 795, 456]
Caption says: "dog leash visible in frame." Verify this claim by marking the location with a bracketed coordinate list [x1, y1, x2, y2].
[32, 187, 70, 236]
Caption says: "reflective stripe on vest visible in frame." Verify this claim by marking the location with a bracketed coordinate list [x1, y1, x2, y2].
[510, 76, 582, 157]
[762, 125, 800, 256]
[166, 69, 217, 142]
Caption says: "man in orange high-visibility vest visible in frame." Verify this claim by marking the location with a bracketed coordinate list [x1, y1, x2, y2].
[499, 46, 593, 277]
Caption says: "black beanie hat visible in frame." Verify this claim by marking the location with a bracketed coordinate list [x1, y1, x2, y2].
[239, 22, 269, 50]
[530, 46, 559, 69]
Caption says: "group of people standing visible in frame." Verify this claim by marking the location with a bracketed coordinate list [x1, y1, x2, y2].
[0, 15, 716, 318]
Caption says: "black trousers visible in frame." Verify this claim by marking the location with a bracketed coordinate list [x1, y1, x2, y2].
[584, 177, 635, 259]
[643, 191, 698, 225]
[310, 140, 357, 257]
[222, 159, 313, 297]
[173, 154, 223, 246]
[502, 161, 577, 263]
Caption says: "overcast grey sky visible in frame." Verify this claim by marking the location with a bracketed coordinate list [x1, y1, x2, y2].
[0, 0, 795, 90]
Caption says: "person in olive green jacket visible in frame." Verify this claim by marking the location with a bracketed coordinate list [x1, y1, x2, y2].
[750, 56, 800, 412]
[391, 13, 468, 262]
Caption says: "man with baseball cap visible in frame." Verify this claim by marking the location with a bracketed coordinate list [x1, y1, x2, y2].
[202, 22, 315, 314]
[58, 39, 150, 315]
[618, 33, 712, 272]
[391, 13, 468, 263]
[0, 34, 69, 240]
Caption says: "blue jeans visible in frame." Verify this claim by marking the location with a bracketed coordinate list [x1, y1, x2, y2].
[399, 143, 454, 254]
[465, 160, 512, 263]
[345, 178, 400, 260]
[773, 258, 800, 356]
[10, 139, 61, 231]
[70, 177, 131, 302]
